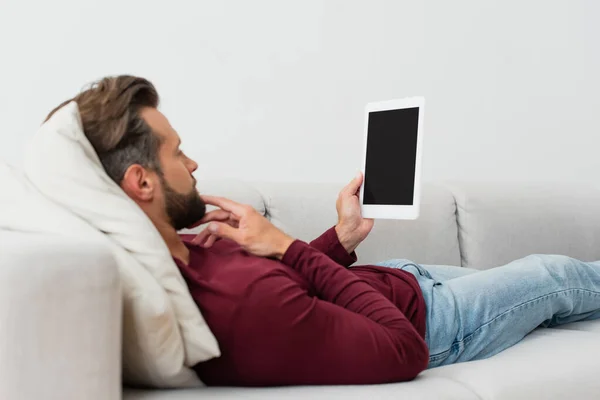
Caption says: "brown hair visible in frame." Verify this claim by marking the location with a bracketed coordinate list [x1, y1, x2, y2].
[45, 75, 162, 183]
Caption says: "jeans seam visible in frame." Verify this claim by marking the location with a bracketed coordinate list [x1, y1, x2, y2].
[428, 287, 600, 362]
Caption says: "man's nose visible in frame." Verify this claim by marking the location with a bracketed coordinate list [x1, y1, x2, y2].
[189, 158, 198, 173]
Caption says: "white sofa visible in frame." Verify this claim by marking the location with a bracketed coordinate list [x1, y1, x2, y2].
[2, 180, 600, 400]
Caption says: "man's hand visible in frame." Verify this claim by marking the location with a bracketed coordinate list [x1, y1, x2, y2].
[335, 172, 375, 254]
[191, 196, 295, 260]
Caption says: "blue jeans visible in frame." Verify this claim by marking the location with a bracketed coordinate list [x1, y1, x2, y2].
[375, 255, 600, 368]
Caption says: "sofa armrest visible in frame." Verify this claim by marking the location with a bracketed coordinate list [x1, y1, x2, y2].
[0, 231, 121, 400]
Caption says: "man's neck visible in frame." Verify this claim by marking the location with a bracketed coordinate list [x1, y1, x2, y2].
[155, 220, 190, 265]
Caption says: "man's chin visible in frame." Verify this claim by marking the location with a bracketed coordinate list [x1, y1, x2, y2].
[165, 189, 207, 231]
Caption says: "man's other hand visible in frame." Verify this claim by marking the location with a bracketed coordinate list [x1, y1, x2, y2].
[335, 172, 375, 254]
[192, 196, 295, 260]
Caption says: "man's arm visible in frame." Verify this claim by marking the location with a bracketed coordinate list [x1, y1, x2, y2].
[309, 226, 357, 267]
[221, 240, 429, 386]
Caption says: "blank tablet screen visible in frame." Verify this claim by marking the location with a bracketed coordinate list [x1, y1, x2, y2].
[363, 107, 419, 205]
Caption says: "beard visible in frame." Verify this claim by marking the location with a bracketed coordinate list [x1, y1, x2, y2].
[160, 175, 206, 231]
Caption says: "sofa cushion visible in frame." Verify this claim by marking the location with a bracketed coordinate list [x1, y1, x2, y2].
[123, 376, 480, 400]
[21, 102, 219, 387]
[424, 327, 600, 399]
[553, 318, 600, 334]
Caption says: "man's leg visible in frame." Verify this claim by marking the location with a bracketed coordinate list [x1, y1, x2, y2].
[427, 254, 600, 367]
[377, 255, 600, 368]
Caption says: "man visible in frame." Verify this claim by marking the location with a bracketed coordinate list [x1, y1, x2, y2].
[47, 75, 600, 386]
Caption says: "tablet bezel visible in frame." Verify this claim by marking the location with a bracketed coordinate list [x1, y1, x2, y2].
[359, 97, 425, 220]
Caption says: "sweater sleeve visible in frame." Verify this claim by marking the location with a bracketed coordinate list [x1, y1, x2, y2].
[229, 240, 429, 386]
[309, 226, 357, 267]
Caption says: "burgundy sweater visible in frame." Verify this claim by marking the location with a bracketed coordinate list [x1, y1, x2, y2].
[175, 227, 428, 386]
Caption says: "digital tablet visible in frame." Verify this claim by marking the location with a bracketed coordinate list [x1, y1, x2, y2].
[359, 97, 425, 220]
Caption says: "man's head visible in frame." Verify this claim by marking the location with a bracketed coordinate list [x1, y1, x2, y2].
[46, 76, 206, 230]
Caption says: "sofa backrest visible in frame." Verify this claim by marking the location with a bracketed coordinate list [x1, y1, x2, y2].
[194, 180, 600, 270]
[448, 181, 600, 269]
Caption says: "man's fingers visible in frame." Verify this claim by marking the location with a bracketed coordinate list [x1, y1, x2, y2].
[191, 208, 238, 245]
[191, 228, 212, 245]
[199, 209, 240, 225]
[202, 234, 221, 248]
[207, 221, 240, 243]
[342, 172, 364, 197]
[200, 209, 230, 223]
[187, 208, 240, 230]
[201, 195, 249, 217]
[191, 229, 222, 248]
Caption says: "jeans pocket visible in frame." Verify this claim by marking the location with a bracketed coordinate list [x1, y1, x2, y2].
[376, 259, 435, 281]
[405, 263, 434, 280]
[400, 262, 433, 280]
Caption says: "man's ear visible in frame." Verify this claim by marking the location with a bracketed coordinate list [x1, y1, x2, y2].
[121, 164, 156, 202]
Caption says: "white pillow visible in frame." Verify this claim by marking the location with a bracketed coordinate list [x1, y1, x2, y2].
[0, 161, 92, 237]
[21, 102, 220, 387]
